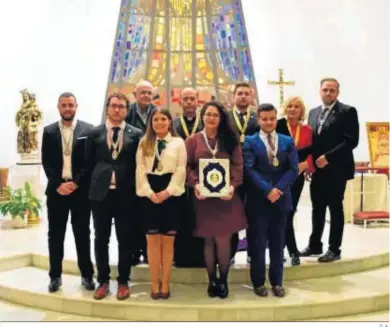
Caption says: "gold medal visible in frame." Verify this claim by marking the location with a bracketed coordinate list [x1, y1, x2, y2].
[157, 162, 163, 172]
[112, 150, 118, 160]
[272, 157, 280, 167]
[240, 134, 245, 143]
[64, 148, 71, 156]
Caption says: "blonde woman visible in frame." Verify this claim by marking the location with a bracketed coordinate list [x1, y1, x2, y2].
[136, 108, 187, 299]
[276, 96, 313, 266]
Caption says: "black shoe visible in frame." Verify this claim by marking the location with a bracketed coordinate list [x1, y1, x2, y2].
[272, 285, 285, 297]
[318, 250, 341, 263]
[48, 277, 62, 293]
[254, 285, 268, 297]
[218, 282, 229, 299]
[299, 246, 323, 257]
[207, 280, 219, 298]
[81, 277, 96, 291]
[290, 253, 301, 266]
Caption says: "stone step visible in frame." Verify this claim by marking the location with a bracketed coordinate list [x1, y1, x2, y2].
[30, 252, 389, 284]
[0, 266, 388, 321]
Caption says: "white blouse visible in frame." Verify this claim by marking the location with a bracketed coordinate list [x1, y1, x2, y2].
[136, 133, 187, 197]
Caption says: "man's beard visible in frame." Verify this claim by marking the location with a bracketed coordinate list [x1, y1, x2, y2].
[61, 113, 75, 122]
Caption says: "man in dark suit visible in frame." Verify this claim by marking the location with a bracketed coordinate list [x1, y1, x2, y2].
[125, 80, 157, 265]
[243, 103, 298, 297]
[86, 92, 143, 300]
[300, 78, 359, 262]
[41, 92, 94, 293]
[228, 82, 259, 261]
[172, 88, 204, 267]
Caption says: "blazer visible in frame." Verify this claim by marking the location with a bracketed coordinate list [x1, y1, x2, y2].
[85, 122, 143, 201]
[243, 133, 298, 213]
[308, 101, 359, 180]
[41, 120, 93, 196]
[124, 102, 157, 133]
[228, 109, 259, 139]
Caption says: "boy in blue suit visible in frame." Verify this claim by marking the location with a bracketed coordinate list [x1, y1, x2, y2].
[243, 103, 298, 297]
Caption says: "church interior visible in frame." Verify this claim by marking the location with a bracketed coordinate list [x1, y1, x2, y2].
[0, 0, 389, 322]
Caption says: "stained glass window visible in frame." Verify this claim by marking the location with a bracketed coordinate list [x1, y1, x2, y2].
[106, 0, 258, 114]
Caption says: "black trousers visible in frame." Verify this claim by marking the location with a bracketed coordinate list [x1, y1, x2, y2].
[285, 174, 305, 255]
[47, 190, 93, 279]
[309, 171, 347, 255]
[133, 195, 147, 260]
[91, 190, 135, 284]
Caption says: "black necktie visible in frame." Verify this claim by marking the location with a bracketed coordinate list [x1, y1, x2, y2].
[111, 127, 120, 153]
[239, 112, 245, 126]
[152, 139, 167, 171]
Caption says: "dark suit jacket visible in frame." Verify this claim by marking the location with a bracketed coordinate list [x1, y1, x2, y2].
[124, 102, 157, 133]
[308, 101, 359, 180]
[41, 120, 93, 196]
[243, 133, 298, 213]
[228, 109, 259, 139]
[85, 123, 143, 201]
[173, 116, 203, 140]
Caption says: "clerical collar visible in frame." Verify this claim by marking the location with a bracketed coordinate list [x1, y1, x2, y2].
[156, 132, 172, 142]
[106, 120, 125, 131]
[59, 119, 77, 130]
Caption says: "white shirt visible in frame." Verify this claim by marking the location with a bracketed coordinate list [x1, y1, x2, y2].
[259, 129, 278, 155]
[136, 133, 187, 197]
[59, 119, 77, 179]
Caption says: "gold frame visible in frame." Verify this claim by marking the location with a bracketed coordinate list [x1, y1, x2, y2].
[366, 122, 389, 168]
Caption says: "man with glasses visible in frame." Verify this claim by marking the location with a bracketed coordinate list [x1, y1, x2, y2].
[86, 93, 143, 300]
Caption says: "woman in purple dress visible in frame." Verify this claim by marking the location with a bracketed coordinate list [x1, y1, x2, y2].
[185, 101, 247, 299]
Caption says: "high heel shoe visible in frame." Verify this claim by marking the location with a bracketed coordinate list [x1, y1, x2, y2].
[150, 282, 160, 300]
[207, 280, 219, 297]
[218, 282, 229, 299]
[160, 283, 170, 299]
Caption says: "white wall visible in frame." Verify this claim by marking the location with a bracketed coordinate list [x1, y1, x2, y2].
[0, 0, 388, 166]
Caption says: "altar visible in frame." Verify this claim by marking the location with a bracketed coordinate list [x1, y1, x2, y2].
[343, 171, 389, 223]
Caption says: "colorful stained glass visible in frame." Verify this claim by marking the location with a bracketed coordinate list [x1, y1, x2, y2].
[106, 0, 258, 115]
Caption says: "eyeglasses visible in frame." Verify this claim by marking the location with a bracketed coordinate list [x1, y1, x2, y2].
[109, 104, 127, 110]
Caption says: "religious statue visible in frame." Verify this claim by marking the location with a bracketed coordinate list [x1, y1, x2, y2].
[15, 89, 43, 155]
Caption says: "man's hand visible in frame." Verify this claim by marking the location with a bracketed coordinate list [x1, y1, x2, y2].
[298, 161, 309, 175]
[195, 184, 206, 200]
[221, 186, 234, 201]
[315, 155, 328, 169]
[267, 188, 283, 203]
[56, 183, 72, 196]
[156, 190, 170, 203]
[149, 193, 162, 204]
[65, 182, 78, 192]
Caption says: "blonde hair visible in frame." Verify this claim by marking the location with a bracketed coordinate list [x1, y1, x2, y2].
[281, 96, 307, 121]
[139, 108, 176, 156]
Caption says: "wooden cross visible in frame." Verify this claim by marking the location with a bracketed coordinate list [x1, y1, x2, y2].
[268, 68, 295, 107]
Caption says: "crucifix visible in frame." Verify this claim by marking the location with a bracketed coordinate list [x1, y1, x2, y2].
[268, 68, 295, 107]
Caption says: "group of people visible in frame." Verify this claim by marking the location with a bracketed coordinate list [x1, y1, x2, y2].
[41, 78, 359, 301]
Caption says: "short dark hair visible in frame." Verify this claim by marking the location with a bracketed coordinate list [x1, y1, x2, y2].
[105, 92, 130, 112]
[320, 77, 340, 89]
[257, 103, 277, 115]
[58, 92, 77, 104]
[233, 82, 251, 95]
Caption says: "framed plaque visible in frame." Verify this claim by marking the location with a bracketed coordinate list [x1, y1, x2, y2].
[199, 158, 230, 197]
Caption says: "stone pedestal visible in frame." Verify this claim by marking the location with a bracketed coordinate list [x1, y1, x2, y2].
[8, 163, 45, 225]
